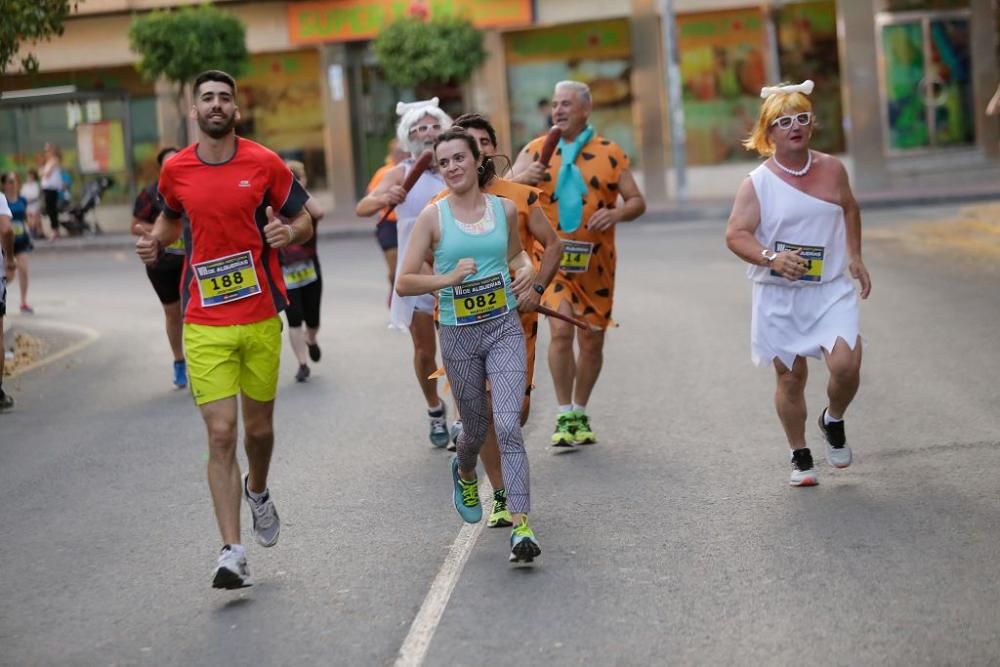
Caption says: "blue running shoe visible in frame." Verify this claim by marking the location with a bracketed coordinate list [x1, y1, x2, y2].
[173, 360, 187, 388]
[509, 517, 541, 565]
[451, 457, 481, 523]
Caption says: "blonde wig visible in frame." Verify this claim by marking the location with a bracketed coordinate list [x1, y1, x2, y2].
[743, 90, 813, 157]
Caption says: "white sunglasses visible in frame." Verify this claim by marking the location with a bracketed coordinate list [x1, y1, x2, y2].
[408, 123, 441, 135]
[770, 112, 812, 129]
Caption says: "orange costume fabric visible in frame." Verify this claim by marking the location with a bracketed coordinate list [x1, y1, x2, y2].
[367, 160, 397, 223]
[430, 178, 545, 394]
[519, 133, 629, 329]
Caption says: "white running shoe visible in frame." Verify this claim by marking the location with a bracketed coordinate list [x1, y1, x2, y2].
[818, 410, 852, 469]
[243, 473, 280, 547]
[212, 545, 251, 589]
[790, 448, 819, 487]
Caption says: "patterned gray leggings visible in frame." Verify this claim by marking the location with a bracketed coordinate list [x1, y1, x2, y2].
[439, 311, 530, 513]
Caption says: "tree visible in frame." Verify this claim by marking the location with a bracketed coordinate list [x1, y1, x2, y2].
[129, 4, 248, 144]
[372, 16, 486, 90]
[0, 0, 80, 77]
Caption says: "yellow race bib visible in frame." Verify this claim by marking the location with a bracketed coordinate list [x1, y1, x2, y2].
[772, 242, 825, 283]
[193, 250, 261, 307]
[560, 240, 594, 273]
[282, 260, 318, 290]
[453, 273, 509, 325]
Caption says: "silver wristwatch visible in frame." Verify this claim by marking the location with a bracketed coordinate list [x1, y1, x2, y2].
[761, 248, 778, 264]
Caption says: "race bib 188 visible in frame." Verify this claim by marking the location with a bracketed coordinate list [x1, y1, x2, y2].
[193, 250, 261, 307]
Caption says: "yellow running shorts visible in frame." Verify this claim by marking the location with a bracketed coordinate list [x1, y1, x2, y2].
[183, 316, 282, 405]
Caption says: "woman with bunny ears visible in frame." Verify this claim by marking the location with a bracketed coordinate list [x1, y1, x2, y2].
[356, 98, 454, 448]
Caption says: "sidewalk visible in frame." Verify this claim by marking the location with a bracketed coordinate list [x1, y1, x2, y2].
[28, 182, 1000, 254]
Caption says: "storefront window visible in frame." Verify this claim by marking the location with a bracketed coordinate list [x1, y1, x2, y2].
[879, 12, 974, 151]
[504, 19, 635, 160]
[775, 1, 845, 154]
[677, 8, 767, 165]
[236, 50, 327, 188]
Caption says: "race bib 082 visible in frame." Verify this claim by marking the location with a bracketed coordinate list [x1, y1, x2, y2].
[453, 273, 509, 325]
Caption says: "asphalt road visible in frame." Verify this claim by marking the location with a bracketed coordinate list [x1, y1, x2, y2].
[2, 205, 998, 666]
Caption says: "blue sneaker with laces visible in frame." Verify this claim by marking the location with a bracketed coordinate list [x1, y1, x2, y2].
[451, 457, 481, 523]
[173, 360, 187, 388]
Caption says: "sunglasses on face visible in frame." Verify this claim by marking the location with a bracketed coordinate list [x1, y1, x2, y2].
[408, 123, 441, 135]
[770, 112, 812, 129]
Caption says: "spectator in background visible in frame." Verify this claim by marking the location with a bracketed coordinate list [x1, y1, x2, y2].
[537, 98, 553, 136]
[40, 143, 64, 239]
[1, 172, 33, 313]
[0, 191, 15, 410]
[20, 168, 43, 239]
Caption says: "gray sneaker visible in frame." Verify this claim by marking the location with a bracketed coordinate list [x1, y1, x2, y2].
[429, 404, 449, 448]
[243, 473, 280, 547]
[447, 420, 462, 452]
[212, 545, 252, 589]
[818, 409, 852, 469]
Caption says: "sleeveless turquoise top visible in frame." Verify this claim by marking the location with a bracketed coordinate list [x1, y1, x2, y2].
[434, 194, 517, 327]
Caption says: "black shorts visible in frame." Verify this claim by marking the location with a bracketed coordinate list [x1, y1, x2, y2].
[13, 236, 33, 255]
[285, 266, 323, 329]
[375, 219, 398, 252]
[145, 254, 184, 305]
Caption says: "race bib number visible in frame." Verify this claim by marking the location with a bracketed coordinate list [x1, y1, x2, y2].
[193, 250, 261, 307]
[164, 238, 185, 255]
[453, 273, 509, 325]
[772, 242, 824, 282]
[12, 220, 27, 237]
[560, 240, 594, 273]
[282, 260, 318, 290]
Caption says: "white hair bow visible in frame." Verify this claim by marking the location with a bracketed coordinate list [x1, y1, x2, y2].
[396, 97, 440, 116]
[760, 80, 814, 99]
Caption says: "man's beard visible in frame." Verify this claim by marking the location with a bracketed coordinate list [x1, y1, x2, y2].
[197, 112, 236, 139]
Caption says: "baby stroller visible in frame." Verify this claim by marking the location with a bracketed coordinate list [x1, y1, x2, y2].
[60, 175, 114, 236]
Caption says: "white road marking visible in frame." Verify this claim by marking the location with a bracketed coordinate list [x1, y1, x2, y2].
[394, 482, 492, 667]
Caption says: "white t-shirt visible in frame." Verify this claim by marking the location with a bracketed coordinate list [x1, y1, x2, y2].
[0, 192, 10, 264]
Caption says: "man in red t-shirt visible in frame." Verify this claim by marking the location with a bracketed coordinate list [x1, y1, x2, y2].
[136, 70, 311, 590]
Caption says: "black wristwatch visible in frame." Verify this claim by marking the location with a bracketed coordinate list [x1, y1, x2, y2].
[532, 283, 545, 295]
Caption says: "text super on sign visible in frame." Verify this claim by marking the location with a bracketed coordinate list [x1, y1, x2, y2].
[288, 0, 533, 44]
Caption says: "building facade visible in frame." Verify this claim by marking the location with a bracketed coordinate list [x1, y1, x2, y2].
[1, 0, 997, 225]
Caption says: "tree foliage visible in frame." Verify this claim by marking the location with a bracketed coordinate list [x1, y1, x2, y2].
[0, 0, 79, 75]
[373, 16, 486, 89]
[129, 4, 248, 89]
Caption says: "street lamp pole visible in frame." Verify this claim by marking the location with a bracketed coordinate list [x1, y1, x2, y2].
[660, 0, 687, 203]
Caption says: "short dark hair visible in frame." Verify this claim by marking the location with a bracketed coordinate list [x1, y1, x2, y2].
[156, 147, 179, 167]
[193, 70, 237, 97]
[453, 113, 498, 148]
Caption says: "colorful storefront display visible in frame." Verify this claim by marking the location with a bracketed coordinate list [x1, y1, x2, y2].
[504, 19, 635, 159]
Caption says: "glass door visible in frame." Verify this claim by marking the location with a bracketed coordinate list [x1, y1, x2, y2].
[878, 10, 974, 152]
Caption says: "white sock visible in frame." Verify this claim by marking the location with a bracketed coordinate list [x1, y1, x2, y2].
[246, 484, 268, 503]
[558, 404, 574, 414]
[824, 408, 843, 424]
[428, 403, 444, 416]
[573, 403, 587, 415]
[225, 543, 246, 555]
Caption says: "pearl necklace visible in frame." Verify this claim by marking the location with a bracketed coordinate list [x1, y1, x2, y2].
[772, 151, 812, 177]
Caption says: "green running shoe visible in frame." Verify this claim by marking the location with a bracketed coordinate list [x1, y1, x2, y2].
[550, 412, 577, 452]
[509, 517, 541, 565]
[487, 488, 513, 528]
[451, 457, 482, 523]
[573, 412, 597, 445]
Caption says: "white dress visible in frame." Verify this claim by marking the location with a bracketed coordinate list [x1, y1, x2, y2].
[388, 159, 445, 330]
[747, 163, 861, 369]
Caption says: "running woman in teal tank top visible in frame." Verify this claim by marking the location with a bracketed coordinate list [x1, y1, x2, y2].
[396, 129, 542, 565]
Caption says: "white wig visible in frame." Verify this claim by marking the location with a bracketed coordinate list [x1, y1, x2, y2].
[396, 97, 453, 156]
